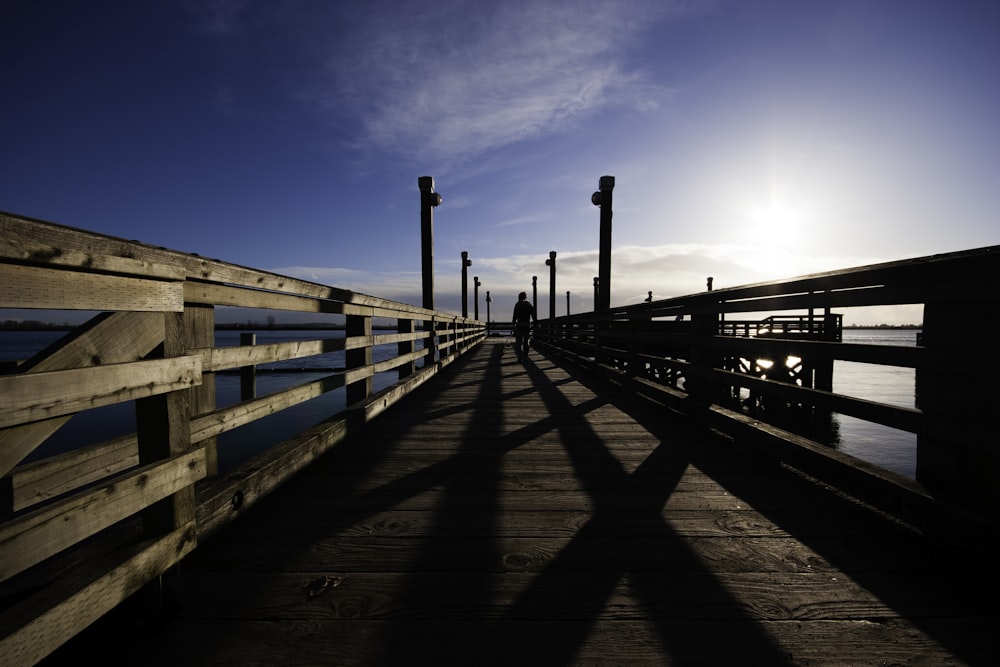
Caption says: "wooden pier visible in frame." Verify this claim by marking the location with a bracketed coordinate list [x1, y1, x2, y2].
[41, 339, 998, 665]
[1, 211, 999, 665]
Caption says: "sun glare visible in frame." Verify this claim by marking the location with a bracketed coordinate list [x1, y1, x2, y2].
[748, 199, 800, 245]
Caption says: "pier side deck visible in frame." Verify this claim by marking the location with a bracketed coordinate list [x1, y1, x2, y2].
[45, 341, 996, 665]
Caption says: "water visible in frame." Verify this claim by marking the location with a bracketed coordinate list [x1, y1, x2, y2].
[832, 329, 919, 478]
[1, 328, 919, 477]
[2, 329, 408, 473]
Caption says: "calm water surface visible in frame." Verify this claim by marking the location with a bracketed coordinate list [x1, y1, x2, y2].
[2, 328, 919, 477]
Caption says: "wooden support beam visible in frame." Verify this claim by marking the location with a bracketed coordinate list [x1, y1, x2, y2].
[346, 313, 373, 405]
[184, 303, 218, 476]
[0, 311, 164, 478]
[0, 448, 205, 583]
[0, 356, 201, 429]
[0, 264, 182, 312]
[0, 524, 196, 667]
[136, 312, 196, 535]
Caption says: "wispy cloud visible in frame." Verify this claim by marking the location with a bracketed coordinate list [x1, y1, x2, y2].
[317, 0, 676, 163]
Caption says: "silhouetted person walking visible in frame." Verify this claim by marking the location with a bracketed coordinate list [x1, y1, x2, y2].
[512, 291, 536, 361]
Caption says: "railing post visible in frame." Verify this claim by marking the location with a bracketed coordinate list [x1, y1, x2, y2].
[592, 175, 614, 311]
[136, 312, 195, 534]
[687, 303, 723, 405]
[440, 318, 452, 359]
[461, 251, 471, 318]
[917, 301, 999, 516]
[186, 303, 217, 476]
[546, 251, 556, 319]
[419, 176, 442, 311]
[398, 317, 415, 379]
[593, 277, 599, 311]
[425, 315, 438, 366]
[566, 291, 571, 316]
[240, 332, 256, 401]
[346, 311, 372, 404]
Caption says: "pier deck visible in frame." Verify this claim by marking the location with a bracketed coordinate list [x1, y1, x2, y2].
[44, 341, 996, 665]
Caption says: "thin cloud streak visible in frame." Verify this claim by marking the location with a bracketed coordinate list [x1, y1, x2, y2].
[319, 0, 678, 163]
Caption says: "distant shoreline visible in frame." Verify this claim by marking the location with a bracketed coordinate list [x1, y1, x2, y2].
[2, 321, 922, 331]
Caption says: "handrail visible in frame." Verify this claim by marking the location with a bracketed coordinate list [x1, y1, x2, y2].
[0, 211, 485, 665]
[534, 245, 999, 550]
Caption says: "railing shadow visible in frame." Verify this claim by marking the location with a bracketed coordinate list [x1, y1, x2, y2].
[42, 343, 995, 665]
[470, 353, 791, 664]
[540, 352, 996, 665]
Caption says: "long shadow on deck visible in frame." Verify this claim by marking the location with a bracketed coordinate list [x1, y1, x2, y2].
[536, 351, 996, 666]
[471, 354, 790, 664]
[44, 344, 996, 665]
[366, 347, 792, 663]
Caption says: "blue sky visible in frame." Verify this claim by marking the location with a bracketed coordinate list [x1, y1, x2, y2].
[3, 0, 998, 324]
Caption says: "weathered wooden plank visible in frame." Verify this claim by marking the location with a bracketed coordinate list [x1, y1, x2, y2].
[37, 341, 999, 666]
[136, 311, 197, 533]
[0, 263, 182, 312]
[9, 435, 138, 512]
[0, 448, 205, 583]
[122, 570, 976, 623]
[183, 280, 348, 314]
[189, 373, 345, 443]
[0, 449, 205, 581]
[0, 213, 469, 327]
[0, 311, 163, 480]
[0, 523, 196, 667]
[0, 356, 201, 428]
[54, 614, 999, 666]
[184, 303, 218, 477]
[0, 220, 184, 280]
[186, 532, 948, 575]
[201, 338, 347, 372]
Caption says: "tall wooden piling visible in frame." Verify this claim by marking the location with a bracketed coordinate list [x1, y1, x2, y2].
[592, 175, 615, 312]
[473, 276, 481, 321]
[461, 251, 471, 318]
[418, 176, 441, 312]
[546, 251, 556, 319]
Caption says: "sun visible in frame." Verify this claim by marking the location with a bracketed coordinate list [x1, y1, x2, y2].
[748, 198, 801, 246]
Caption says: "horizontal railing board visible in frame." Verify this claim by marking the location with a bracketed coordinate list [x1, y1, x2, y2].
[6, 341, 451, 511]
[536, 340, 990, 552]
[0, 523, 196, 667]
[372, 330, 433, 346]
[189, 374, 344, 443]
[5, 344, 449, 509]
[183, 281, 348, 314]
[200, 338, 347, 372]
[0, 212, 388, 310]
[0, 214, 466, 322]
[545, 340, 924, 434]
[0, 217, 185, 281]
[0, 449, 205, 583]
[194, 359, 447, 540]
[0, 357, 202, 429]
[8, 434, 139, 513]
[0, 264, 183, 312]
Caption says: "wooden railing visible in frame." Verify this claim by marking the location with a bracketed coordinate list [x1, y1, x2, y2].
[0, 211, 485, 665]
[534, 246, 1000, 549]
